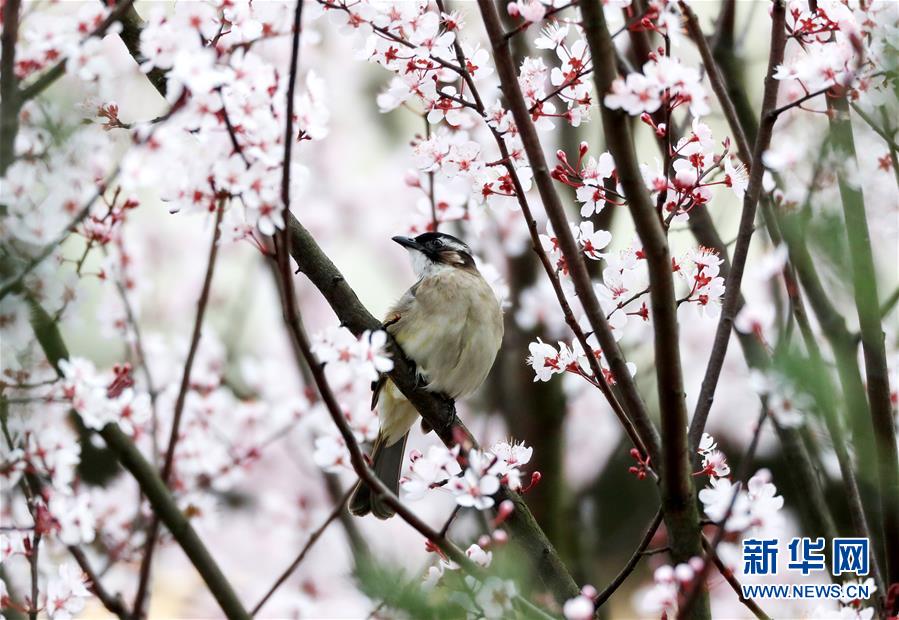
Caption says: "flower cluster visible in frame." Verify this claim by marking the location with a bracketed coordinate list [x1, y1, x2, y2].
[310, 328, 394, 470]
[58, 358, 151, 436]
[119, 3, 329, 238]
[674, 245, 726, 319]
[636, 558, 706, 618]
[401, 441, 533, 511]
[750, 370, 810, 428]
[699, 467, 784, 536]
[605, 54, 709, 119]
[527, 334, 638, 387]
[519, 28, 594, 128]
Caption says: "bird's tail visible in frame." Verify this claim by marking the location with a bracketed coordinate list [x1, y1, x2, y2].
[348, 431, 409, 519]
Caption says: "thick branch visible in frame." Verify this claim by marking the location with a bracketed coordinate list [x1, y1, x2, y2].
[25, 315, 249, 619]
[579, 6, 706, 617]
[476, 0, 662, 466]
[99, 425, 250, 619]
[827, 95, 899, 586]
[0, 0, 21, 175]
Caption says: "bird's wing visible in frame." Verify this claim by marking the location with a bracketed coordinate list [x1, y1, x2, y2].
[370, 283, 420, 409]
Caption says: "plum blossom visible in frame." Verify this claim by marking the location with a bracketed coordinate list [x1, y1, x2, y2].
[575, 221, 612, 260]
[66, 35, 115, 82]
[447, 450, 502, 510]
[698, 469, 784, 535]
[401, 445, 462, 501]
[695, 431, 730, 478]
[563, 593, 595, 620]
[58, 358, 151, 434]
[312, 327, 393, 383]
[605, 72, 662, 116]
[606, 56, 709, 118]
[474, 577, 517, 619]
[527, 338, 564, 382]
[723, 156, 749, 200]
[465, 543, 493, 568]
[750, 370, 808, 427]
[44, 562, 91, 620]
[700, 450, 731, 479]
[48, 493, 96, 546]
[677, 247, 726, 319]
[355, 330, 395, 382]
[534, 23, 569, 50]
[312, 435, 351, 473]
[508, 0, 547, 23]
[635, 564, 680, 617]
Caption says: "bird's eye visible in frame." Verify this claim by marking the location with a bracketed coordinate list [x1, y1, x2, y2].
[432, 239, 445, 248]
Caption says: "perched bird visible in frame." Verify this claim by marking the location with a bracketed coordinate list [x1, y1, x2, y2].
[349, 232, 504, 519]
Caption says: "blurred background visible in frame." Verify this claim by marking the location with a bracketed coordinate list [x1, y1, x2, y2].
[1, 1, 896, 618]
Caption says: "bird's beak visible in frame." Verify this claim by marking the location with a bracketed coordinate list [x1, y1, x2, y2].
[392, 236, 421, 251]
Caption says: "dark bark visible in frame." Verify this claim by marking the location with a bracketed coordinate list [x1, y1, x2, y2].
[579, 4, 708, 618]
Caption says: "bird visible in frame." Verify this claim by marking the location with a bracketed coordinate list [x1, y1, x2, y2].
[348, 232, 504, 519]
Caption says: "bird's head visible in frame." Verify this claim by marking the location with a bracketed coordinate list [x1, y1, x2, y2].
[392, 232, 476, 278]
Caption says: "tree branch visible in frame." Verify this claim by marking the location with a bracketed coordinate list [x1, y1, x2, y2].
[0, 169, 119, 301]
[687, 1, 873, 563]
[67, 546, 132, 620]
[475, 0, 662, 466]
[22, 316, 250, 619]
[594, 508, 662, 608]
[251, 486, 353, 616]
[579, 5, 707, 616]
[828, 94, 899, 587]
[0, 0, 21, 176]
[16, 0, 139, 103]
[434, 0, 652, 464]
[285, 200, 580, 605]
[690, 0, 787, 462]
[133, 201, 225, 617]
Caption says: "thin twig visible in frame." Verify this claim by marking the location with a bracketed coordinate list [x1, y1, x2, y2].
[68, 546, 131, 620]
[594, 509, 663, 608]
[680, 2, 751, 163]
[703, 542, 771, 620]
[424, 116, 438, 230]
[132, 201, 225, 617]
[17, 0, 137, 102]
[848, 102, 899, 151]
[0, 169, 120, 301]
[28, 532, 40, 620]
[678, 406, 769, 618]
[881, 285, 899, 318]
[766, 85, 833, 120]
[689, 0, 787, 461]
[251, 486, 353, 616]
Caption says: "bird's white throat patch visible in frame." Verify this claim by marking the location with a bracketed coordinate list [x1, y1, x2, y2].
[407, 248, 452, 279]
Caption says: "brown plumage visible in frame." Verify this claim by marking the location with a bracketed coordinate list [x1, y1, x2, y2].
[349, 233, 504, 519]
